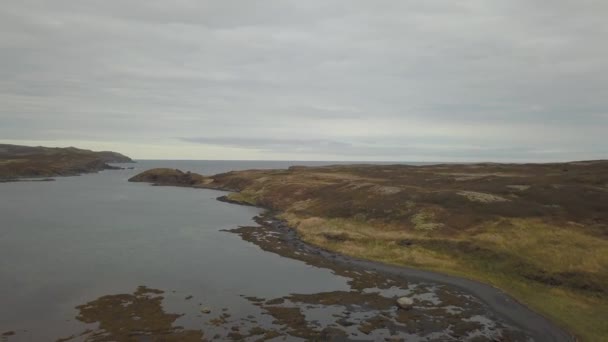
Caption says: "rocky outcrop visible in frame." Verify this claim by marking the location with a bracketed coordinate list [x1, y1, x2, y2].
[128, 168, 208, 186]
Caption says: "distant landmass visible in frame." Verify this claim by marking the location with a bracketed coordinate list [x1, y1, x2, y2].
[0, 144, 133, 181]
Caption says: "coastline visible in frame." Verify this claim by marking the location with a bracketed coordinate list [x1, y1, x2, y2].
[0, 144, 134, 182]
[0, 177, 55, 183]
[222, 202, 574, 342]
[128, 163, 608, 341]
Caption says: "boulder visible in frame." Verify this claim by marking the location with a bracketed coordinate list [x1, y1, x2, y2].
[396, 296, 414, 309]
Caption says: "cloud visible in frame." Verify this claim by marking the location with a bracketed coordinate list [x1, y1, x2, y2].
[0, 0, 606, 161]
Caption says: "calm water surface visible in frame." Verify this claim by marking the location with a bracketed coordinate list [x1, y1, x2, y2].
[0, 160, 537, 341]
[0, 161, 355, 340]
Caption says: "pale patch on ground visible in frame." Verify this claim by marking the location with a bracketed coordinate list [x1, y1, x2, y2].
[0, 159, 26, 165]
[290, 199, 315, 211]
[457, 191, 509, 203]
[344, 181, 375, 190]
[371, 185, 402, 195]
[593, 184, 608, 192]
[411, 210, 444, 231]
[436, 172, 529, 181]
[507, 185, 531, 191]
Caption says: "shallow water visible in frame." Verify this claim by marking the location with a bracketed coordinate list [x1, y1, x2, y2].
[0, 161, 539, 341]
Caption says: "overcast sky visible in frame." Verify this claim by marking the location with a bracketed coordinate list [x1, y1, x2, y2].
[1, 1, 607, 161]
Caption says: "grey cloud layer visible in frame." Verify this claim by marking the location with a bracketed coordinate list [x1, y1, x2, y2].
[1, 1, 607, 160]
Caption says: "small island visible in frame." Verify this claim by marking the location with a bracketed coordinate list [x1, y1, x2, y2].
[130, 161, 608, 341]
[0, 144, 133, 182]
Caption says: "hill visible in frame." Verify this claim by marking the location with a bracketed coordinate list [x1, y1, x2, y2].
[0, 144, 133, 180]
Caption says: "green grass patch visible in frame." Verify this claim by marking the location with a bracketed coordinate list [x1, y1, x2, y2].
[287, 215, 607, 341]
[226, 191, 260, 205]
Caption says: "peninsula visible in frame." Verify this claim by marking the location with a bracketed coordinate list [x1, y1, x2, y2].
[0, 144, 133, 181]
[130, 161, 608, 341]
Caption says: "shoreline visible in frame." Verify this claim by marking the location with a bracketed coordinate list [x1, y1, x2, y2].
[0, 177, 55, 183]
[128, 164, 608, 340]
[0, 144, 134, 182]
[223, 206, 574, 342]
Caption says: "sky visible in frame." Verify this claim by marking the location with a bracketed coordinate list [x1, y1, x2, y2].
[1, 1, 607, 161]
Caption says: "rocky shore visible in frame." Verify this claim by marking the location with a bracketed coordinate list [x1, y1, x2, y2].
[126, 162, 606, 340]
[51, 210, 569, 341]
[225, 212, 573, 341]
[128, 161, 607, 340]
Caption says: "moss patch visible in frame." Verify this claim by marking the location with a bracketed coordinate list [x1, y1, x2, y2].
[60, 286, 204, 341]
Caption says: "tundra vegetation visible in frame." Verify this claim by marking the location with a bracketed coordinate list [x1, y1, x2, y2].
[57, 286, 205, 341]
[0, 144, 133, 180]
[130, 161, 608, 341]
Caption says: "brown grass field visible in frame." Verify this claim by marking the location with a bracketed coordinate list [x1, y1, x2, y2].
[130, 161, 608, 341]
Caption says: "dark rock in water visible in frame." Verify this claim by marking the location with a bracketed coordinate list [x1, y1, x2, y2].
[336, 318, 355, 327]
[216, 195, 257, 206]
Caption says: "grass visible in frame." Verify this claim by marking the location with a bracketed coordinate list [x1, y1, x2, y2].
[131, 161, 608, 340]
[227, 191, 260, 206]
[410, 210, 445, 231]
[283, 214, 608, 341]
